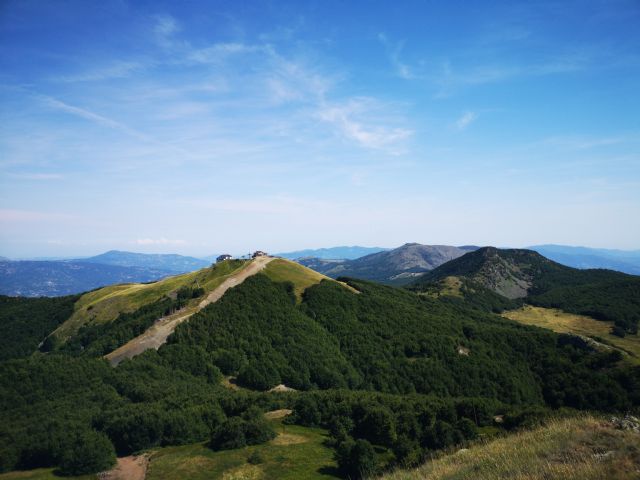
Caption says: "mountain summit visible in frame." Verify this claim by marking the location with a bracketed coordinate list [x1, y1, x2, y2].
[299, 243, 478, 284]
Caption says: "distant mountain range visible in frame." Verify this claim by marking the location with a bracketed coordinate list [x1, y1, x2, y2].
[0, 260, 173, 297]
[81, 250, 210, 273]
[276, 245, 389, 260]
[528, 244, 640, 275]
[298, 243, 479, 284]
[2, 244, 639, 297]
[0, 251, 211, 297]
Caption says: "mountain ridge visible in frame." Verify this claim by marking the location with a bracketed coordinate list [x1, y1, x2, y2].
[299, 243, 479, 284]
[81, 250, 210, 273]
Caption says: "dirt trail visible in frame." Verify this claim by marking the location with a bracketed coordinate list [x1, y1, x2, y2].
[105, 257, 273, 366]
[99, 455, 149, 480]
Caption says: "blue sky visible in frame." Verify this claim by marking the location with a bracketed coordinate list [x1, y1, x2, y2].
[1, 0, 639, 257]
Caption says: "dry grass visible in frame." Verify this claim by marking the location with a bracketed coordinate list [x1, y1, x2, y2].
[52, 260, 249, 340]
[262, 258, 356, 301]
[264, 409, 293, 420]
[419, 276, 464, 299]
[503, 305, 640, 362]
[379, 415, 640, 480]
[270, 433, 308, 446]
[222, 464, 264, 480]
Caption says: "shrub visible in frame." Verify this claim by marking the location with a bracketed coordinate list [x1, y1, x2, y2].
[58, 430, 115, 476]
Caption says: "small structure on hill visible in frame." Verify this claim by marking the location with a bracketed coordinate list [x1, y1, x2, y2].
[252, 250, 267, 258]
[457, 345, 470, 356]
[216, 254, 232, 263]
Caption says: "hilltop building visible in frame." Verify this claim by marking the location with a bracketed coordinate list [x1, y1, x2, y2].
[252, 250, 267, 258]
[216, 254, 232, 263]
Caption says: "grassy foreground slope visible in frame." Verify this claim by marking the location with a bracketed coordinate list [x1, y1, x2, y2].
[380, 415, 640, 480]
[52, 260, 248, 341]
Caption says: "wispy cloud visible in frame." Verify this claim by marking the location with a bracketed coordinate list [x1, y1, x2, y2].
[53, 61, 146, 82]
[135, 238, 187, 246]
[378, 33, 414, 79]
[433, 52, 594, 97]
[540, 134, 640, 150]
[317, 98, 413, 152]
[153, 14, 183, 49]
[455, 111, 478, 130]
[40, 95, 152, 141]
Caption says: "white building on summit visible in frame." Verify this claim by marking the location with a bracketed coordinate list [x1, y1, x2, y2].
[252, 250, 267, 258]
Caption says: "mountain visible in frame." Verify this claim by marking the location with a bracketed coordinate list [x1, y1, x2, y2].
[1, 255, 639, 478]
[2, 256, 638, 478]
[414, 247, 631, 298]
[299, 243, 479, 284]
[0, 260, 174, 297]
[81, 250, 210, 273]
[276, 245, 389, 260]
[412, 246, 640, 335]
[529, 244, 640, 275]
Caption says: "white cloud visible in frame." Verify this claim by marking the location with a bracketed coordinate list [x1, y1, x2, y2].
[317, 98, 413, 152]
[154, 15, 180, 37]
[378, 33, 414, 80]
[455, 111, 478, 130]
[135, 238, 187, 246]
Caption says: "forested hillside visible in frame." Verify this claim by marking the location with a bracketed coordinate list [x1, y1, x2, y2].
[413, 247, 640, 335]
[0, 295, 79, 361]
[1, 263, 638, 478]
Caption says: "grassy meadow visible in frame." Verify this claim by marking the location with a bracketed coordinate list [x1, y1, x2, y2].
[52, 260, 249, 340]
[503, 305, 640, 363]
[262, 258, 329, 301]
[145, 421, 338, 480]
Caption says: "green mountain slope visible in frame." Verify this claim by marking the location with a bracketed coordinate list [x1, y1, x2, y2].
[300, 243, 477, 284]
[412, 247, 640, 335]
[1, 259, 639, 478]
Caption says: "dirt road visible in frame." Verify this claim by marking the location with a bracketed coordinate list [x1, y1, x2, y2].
[105, 257, 273, 366]
[98, 455, 148, 480]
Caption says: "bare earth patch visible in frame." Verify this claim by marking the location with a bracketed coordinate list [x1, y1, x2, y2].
[264, 409, 293, 420]
[99, 454, 149, 480]
[268, 384, 296, 393]
[105, 257, 273, 365]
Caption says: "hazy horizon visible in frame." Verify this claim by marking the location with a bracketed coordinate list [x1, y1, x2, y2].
[1, 1, 639, 257]
[3, 242, 640, 261]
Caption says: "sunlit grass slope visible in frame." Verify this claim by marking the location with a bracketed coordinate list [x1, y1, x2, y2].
[0, 469, 93, 480]
[381, 415, 640, 480]
[262, 258, 333, 301]
[53, 260, 249, 341]
[145, 422, 337, 480]
[503, 305, 640, 363]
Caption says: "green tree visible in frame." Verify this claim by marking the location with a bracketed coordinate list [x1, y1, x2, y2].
[58, 430, 115, 476]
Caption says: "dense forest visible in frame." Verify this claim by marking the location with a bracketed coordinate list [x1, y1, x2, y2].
[0, 294, 79, 361]
[0, 268, 639, 478]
